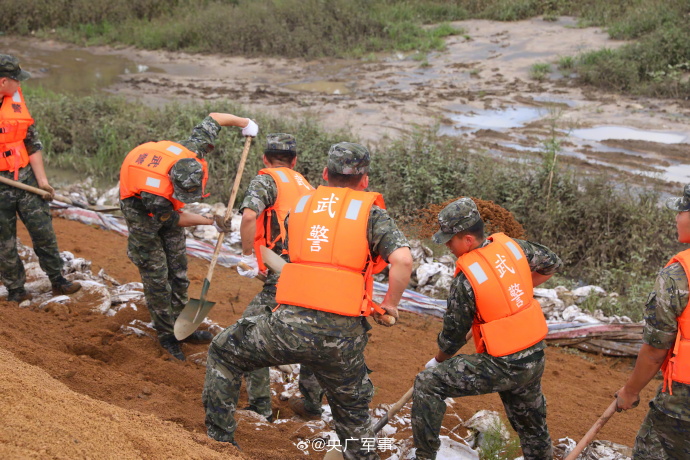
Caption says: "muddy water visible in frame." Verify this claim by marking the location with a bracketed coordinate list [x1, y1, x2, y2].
[1, 37, 162, 95]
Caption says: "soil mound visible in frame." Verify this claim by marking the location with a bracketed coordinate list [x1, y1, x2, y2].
[413, 197, 526, 240]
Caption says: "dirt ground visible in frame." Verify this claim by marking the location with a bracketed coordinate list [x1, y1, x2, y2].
[0, 217, 658, 459]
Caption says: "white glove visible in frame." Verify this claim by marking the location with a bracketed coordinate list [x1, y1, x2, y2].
[241, 119, 258, 137]
[237, 254, 259, 278]
[425, 357, 439, 369]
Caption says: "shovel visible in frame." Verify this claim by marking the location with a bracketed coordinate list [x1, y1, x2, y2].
[323, 385, 414, 460]
[174, 136, 253, 340]
[564, 399, 618, 460]
[0, 175, 120, 213]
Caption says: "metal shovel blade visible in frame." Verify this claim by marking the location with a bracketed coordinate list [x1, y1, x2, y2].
[174, 279, 216, 340]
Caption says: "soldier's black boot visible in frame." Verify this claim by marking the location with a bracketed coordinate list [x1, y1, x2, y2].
[51, 276, 82, 296]
[7, 287, 32, 303]
[182, 330, 214, 344]
[159, 336, 185, 361]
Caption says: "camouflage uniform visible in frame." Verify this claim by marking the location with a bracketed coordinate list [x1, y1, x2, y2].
[120, 116, 220, 342]
[0, 55, 65, 292]
[204, 142, 410, 459]
[239, 170, 324, 418]
[632, 262, 690, 459]
[412, 199, 562, 460]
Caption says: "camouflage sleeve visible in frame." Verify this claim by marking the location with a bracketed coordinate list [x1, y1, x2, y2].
[140, 191, 180, 226]
[367, 205, 410, 263]
[239, 174, 277, 215]
[24, 124, 44, 155]
[643, 262, 689, 350]
[516, 239, 563, 275]
[438, 274, 475, 355]
[177, 116, 221, 159]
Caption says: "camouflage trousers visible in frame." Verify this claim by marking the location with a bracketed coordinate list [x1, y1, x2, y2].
[203, 313, 378, 460]
[633, 403, 690, 459]
[0, 168, 63, 291]
[411, 351, 551, 460]
[241, 286, 325, 418]
[121, 202, 188, 341]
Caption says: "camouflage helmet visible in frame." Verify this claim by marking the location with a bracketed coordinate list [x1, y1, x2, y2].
[265, 133, 297, 154]
[0, 54, 31, 81]
[169, 158, 204, 203]
[432, 197, 482, 244]
[327, 142, 370, 175]
[666, 184, 690, 212]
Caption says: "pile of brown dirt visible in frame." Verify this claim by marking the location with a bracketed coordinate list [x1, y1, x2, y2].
[0, 217, 656, 459]
[413, 197, 526, 240]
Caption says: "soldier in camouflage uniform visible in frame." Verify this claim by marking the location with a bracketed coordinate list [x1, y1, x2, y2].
[0, 54, 81, 302]
[120, 113, 258, 360]
[203, 142, 413, 458]
[412, 198, 562, 460]
[236, 133, 324, 421]
[616, 183, 690, 459]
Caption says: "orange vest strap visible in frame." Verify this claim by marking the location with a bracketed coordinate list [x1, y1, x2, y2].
[0, 88, 33, 179]
[276, 186, 385, 316]
[661, 249, 690, 392]
[254, 167, 314, 271]
[456, 233, 547, 357]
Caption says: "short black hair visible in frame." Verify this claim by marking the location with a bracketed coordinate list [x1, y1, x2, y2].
[457, 219, 485, 241]
[264, 149, 297, 165]
[326, 168, 364, 187]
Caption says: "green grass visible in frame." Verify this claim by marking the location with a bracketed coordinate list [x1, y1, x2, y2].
[529, 62, 552, 81]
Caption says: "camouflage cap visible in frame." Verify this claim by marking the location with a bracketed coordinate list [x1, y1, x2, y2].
[169, 158, 204, 203]
[432, 197, 482, 244]
[0, 54, 31, 81]
[666, 184, 690, 212]
[327, 142, 370, 175]
[265, 133, 296, 153]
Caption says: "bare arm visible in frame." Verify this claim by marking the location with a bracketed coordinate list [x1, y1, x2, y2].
[240, 208, 258, 256]
[208, 113, 251, 128]
[177, 211, 214, 228]
[378, 247, 413, 318]
[616, 344, 669, 410]
[28, 151, 50, 188]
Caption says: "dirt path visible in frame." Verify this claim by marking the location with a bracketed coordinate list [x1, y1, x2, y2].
[0, 216, 657, 458]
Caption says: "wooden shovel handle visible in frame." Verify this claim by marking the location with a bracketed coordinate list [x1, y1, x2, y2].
[0, 175, 51, 198]
[205, 136, 253, 283]
[564, 399, 618, 460]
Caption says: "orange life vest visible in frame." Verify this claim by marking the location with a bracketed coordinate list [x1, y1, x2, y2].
[119, 141, 208, 211]
[0, 88, 34, 179]
[456, 233, 548, 357]
[253, 167, 314, 272]
[276, 186, 388, 316]
[661, 249, 690, 395]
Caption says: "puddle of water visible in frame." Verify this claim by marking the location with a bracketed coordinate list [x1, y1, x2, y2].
[571, 126, 687, 144]
[439, 106, 546, 135]
[285, 80, 351, 95]
[659, 164, 690, 184]
[1, 37, 162, 95]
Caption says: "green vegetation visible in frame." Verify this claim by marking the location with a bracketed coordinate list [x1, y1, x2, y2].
[27, 87, 680, 318]
[529, 63, 552, 81]
[477, 418, 521, 460]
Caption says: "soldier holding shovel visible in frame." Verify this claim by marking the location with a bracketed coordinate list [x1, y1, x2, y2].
[0, 54, 81, 302]
[119, 113, 257, 360]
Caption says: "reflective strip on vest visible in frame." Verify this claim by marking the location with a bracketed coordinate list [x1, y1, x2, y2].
[468, 262, 489, 285]
[295, 195, 309, 213]
[166, 145, 183, 155]
[12, 91, 21, 103]
[345, 199, 363, 220]
[505, 241, 523, 261]
[275, 170, 289, 182]
[145, 177, 161, 188]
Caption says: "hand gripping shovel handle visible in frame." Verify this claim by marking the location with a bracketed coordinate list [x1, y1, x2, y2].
[564, 399, 618, 460]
